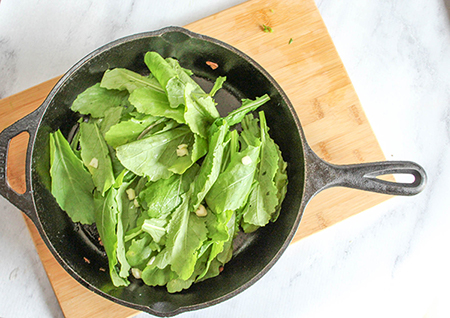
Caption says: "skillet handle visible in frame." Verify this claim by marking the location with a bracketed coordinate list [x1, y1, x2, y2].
[0, 107, 44, 225]
[305, 149, 427, 201]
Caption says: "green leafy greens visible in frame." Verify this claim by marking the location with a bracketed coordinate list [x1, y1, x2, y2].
[48, 51, 288, 293]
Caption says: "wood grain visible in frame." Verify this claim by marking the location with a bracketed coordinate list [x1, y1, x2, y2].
[0, 0, 392, 316]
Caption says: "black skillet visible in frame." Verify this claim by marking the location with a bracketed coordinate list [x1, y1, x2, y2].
[0, 27, 426, 316]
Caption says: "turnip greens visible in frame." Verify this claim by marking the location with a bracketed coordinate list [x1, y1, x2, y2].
[49, 52, 287, 292]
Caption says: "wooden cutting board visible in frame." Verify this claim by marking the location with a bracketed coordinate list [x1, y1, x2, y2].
[0, 0, 393, 316]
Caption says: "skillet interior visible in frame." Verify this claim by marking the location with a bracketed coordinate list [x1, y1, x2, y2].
[30, 28, 305, 315]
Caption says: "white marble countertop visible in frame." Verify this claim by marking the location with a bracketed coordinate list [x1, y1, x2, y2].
[1, 0, 449, 317]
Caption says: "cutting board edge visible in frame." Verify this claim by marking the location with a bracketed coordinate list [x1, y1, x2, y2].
[0, 0, 393, 316]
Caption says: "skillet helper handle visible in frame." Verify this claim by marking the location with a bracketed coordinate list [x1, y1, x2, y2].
[305, 150, 427, 199]
[0, 107, 43, 224]
[328, 161, 427, 195]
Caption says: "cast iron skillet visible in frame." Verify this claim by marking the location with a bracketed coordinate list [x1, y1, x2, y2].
[0, 27, 426, 316]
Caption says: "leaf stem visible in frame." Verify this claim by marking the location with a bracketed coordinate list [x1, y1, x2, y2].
[137, 118, 166, 140]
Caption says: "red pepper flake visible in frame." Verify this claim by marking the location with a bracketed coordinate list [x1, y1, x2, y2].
[206, 61, 219, 70]
[83, 257, 91, 264]
[99, 267, 106, 272]
[219, 266, 224, 273]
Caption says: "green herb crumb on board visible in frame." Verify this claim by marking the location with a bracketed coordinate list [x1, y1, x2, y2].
[49, 51, 288, 293]
[262, 24, 274, 33]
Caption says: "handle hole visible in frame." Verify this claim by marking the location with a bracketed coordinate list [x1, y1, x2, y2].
[6, 131, 30, 194]
[375, 173, 415, 184]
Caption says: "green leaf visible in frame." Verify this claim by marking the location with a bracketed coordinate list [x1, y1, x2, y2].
[118, 183, 141, 233]
[197, 259, 222, 282]
[141, 249, 176, 286]
[209, 76, 227, 97]
[115, 125, 205, 181]
[144, 52, 186, 109]
[205, 208, 232, 242]
[114, 179, 134, 278]
[220, 129, 239, 173]
[191, 122, 228, 210]
[166, 77, 185, 109]
[117, 175, 147, 227]
[205, 144, 260, 214]
[98, 107, 123, 136]
[166, 193, 208, 280]
[49, 130, 95, 224]
[167, 57, 221, 130]
[129, 86, 185, 124]
[168, 133, 207, 175]
[271, 143, 288, 222]
[94, 189, 129, 286]
[240, 114, 261, 149]
[79, 121, 115, 195]
[180, 67, 194, 76]
[240, 221, 259, 233]
[142, 266, 176, 287]
[196, 209, 233, 280]
[142, 218, 167, 243]
[166, 58, 200, 89]
[239, 112, 288, 228]
[144, 52, 179, 93]
[100, 68, 164, 93]
[105, 114, 165, 148]
[223, 94, 270, 126]
[147, 54, 220, 137]
[184, 82, 219, 138]
[166, 250, 209, 293]
[71, 83, 128, 118]
[139, 174, 184, 219]
[180, 163, 202, 192]
[138, 164, 199, 219]
[216, 210, 236, 265]
[241, 112, 280, 228]
[197, 210, 236, 282]
[109, 145, 126, 179]
[125, 234, 153, 267]
[240, 181, 265, 229]
[166, 57, 220, 117]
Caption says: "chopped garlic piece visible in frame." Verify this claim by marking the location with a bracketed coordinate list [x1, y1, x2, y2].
[176, 143, 189, 157]
[133, 198, 140, 207]
[89, 158, 98, 168]
[241, 155, 252, 165]
[195, 204, 208, 217]
[126, 188, 136, 200]
[131, 268, 142, 279]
